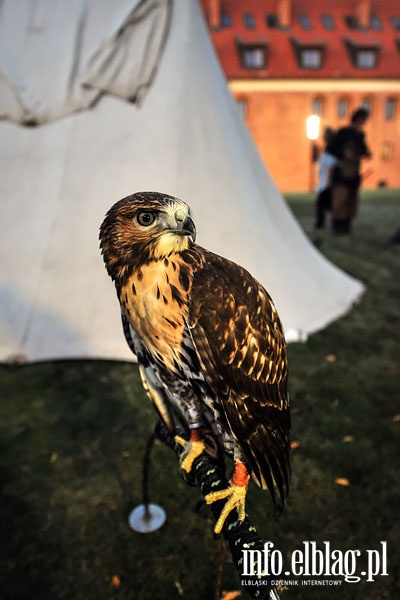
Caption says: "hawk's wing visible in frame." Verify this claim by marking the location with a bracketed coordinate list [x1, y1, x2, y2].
[187, 248, 290, 507]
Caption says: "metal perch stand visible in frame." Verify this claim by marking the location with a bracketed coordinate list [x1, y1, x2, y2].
[128, 431, 166, 533]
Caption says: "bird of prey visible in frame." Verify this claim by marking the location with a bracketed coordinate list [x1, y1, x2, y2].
[100, 192, 290, 534]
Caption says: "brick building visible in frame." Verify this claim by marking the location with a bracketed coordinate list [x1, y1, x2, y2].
[201, 0, 400, 192]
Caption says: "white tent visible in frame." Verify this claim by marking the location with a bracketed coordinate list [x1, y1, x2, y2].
[0, 0, 364, 364]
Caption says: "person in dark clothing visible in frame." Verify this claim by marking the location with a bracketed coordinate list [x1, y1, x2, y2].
[326, 107, 371, 235]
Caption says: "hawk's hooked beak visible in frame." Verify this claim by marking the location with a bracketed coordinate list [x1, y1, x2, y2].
[175, 214, 196, 243]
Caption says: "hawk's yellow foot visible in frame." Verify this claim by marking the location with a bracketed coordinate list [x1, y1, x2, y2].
[205, 462, 250, 534]
[175, 431, 206, 473]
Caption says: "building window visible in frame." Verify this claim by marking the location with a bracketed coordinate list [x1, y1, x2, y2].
[312, 97, 323, 116]
[381, 141, 393, 160]
[345, 39, 379, 69]
[385, 98, 396, 120]
[370, 15, 382, 31]
[362, 98, 372, 113]
[237, 41, 267, 69]
[301, 48, 322, 68]
[321, 14, 335, 30]
[338, 98, 348, 118]
[221, 12, 232, 28]
[356, 49, 377, 68]
[344, 15, 359, 29]
[242, 48, 264, 68]
[236, 98, 248, 120]
[291, 38, 324, 69]
[265, 13, 278, 28]
[243, 13, 256, 29]
[389, 16, 400, 31]
[299, 14, 312, 30]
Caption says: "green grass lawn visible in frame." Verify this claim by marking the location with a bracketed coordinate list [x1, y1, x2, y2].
[1, 189, 399, 599]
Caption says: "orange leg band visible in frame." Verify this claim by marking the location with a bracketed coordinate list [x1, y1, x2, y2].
[190, 428, 203, 442]
[231, 462, 250, 487]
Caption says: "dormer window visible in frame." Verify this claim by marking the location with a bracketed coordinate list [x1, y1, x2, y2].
[236, 39, 268, 69]
[291, 38, 325, 69]
[301, 48, 322, 68]
[345, 38, 380, 69]
[243, 47, 264, 68]
[357, 49, 377, 68]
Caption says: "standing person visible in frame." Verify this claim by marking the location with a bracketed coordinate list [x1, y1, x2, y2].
[314, 127, 337, 231]
[327, 107, 372, 235]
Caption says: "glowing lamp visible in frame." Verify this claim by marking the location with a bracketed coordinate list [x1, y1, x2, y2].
[306, 114, 320, 141]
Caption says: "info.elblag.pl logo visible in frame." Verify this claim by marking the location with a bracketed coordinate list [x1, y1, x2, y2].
[240, 541, 388, 585]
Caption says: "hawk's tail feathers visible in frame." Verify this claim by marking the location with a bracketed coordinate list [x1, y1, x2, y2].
[248, 430, 291, 512]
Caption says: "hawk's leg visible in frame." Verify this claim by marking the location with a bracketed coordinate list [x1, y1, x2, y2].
[175, 427, 208, 474]
[205, 461, 250, 535]
[173, 388, 218, 475]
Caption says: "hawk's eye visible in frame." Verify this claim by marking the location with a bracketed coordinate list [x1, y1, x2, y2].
[136, 211, 156, 226]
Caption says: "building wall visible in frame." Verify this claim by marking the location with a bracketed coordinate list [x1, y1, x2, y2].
[230, 80, 400, 192]
[200, 0, 400, 193]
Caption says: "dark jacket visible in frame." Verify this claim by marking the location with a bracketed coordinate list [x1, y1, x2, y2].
[327, 126, 370, 186]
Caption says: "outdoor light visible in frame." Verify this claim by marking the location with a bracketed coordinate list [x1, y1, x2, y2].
[306, 114, 320, 191]
[306, 114, 320, 141]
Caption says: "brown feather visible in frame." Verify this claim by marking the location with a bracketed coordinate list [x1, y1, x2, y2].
[187, 247, 290, 505]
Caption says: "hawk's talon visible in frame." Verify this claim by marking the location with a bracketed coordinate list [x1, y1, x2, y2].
[174, 434, 206, 473]
[205, 484, 248, 534]
[174, 434, 188, 449]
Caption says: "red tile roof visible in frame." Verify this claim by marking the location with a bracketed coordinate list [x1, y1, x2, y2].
[201, 0, 400, 79]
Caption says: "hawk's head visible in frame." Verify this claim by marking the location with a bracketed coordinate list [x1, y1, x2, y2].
[100, 192, 196, 282]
